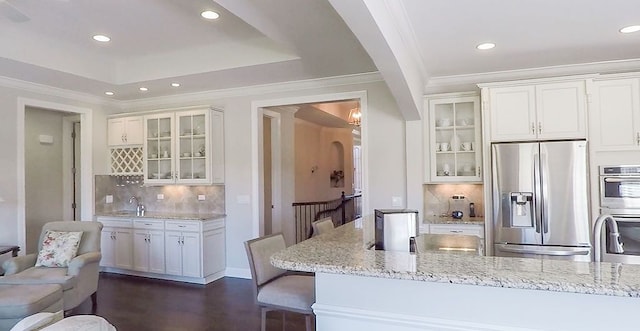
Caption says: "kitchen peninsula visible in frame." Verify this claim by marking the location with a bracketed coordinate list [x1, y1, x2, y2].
[272, 216, 640, 331]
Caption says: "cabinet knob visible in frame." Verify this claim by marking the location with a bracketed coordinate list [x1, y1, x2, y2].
[538, 122, 542, 134]
[636, 132, 640, 145]
[531, 123, 535, 134]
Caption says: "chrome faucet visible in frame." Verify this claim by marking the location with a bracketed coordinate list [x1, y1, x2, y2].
[129, 196, 145, 217]
[593, 214, 624, 262]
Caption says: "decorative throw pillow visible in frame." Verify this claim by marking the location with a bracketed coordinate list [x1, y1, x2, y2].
[35, 231, 83, 267]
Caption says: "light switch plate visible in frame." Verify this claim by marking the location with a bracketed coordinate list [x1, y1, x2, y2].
[105, 195, 113, 204]
[198, 195, 206, 201]
[391, 196, 402, 207]
[157, 194, 164, 200]
[237, 195, 250, 204]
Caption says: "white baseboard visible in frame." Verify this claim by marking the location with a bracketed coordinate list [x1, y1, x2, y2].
[225, 267, 251, 279]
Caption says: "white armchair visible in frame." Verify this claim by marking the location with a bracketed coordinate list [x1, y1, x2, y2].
[0, 221, 103, 312]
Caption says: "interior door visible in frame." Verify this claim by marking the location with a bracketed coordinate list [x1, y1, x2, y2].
[539, 141, 590, 247]
[492, 142, 542, 245]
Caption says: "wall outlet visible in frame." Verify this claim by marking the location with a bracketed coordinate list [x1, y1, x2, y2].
[452, 194, 465, 200]
[198, 195, 206, 201]
[157, 194, 164, 200]
[105, 195, 113, 204]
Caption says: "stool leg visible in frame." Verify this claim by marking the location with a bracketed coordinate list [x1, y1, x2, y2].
[91, 292, 97, 313]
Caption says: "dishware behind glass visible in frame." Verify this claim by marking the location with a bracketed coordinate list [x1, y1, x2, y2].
[461, 142, 473, 151]
[437, 118, 451, 127]
[442, 163, 451, 176]
[440, 142, 450, 151]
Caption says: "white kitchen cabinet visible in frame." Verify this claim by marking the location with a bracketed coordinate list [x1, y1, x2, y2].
[487, 80, 587, 141]
[97, 216, 225, 284]
[165, 231, 200, 277]
[428, 224, 484, 238]
[144, 108, 224, 185]
[98, 218, 133, 270]
[132, 220, 165, 274]
[590, 78, 640, 151]
[424, 92, 482, 183]
[108, 116, 143, 146]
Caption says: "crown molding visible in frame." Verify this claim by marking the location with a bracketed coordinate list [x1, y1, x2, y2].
[0, 75, 118, 107]
[425, 58, 640, 93]
[119, 71, 383, 110]
[0, 72, 383, 112]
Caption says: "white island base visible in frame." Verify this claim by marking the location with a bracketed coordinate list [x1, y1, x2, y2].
[314, 272, 636, 331]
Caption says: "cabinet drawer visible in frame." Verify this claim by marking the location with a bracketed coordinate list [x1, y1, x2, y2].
[165, 221, 200, 232]
[429, 224, 484, 238]
[133, 219, 164, 230]
[97, 217, 132, 228]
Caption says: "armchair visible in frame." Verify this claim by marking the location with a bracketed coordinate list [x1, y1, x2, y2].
[0, 221, 103, 312]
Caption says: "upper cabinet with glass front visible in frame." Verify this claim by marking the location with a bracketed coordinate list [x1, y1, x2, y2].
[144, 108, 224, 185]
[424, 93, 482, 183]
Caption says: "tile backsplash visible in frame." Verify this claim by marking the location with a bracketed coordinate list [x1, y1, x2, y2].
[423, 184, 484, 218]
[95, 175, 225, 215]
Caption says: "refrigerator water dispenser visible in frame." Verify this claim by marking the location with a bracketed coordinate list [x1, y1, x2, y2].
[503, 192, 533, 227]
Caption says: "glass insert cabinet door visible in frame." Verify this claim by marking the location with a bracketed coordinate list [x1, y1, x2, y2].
[145, 113, 174, 182]
[176, 111, 210, 183]
[427, 94, 481, 183]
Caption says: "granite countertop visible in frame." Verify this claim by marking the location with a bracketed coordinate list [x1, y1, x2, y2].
[424, 216, 484, 225]
[271, 215, 640, 298]
[95, 211, 225, 221]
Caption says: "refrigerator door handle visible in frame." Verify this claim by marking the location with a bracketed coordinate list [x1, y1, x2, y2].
[496, 244, 591, 256]
[533, 153, 542, 234]
[540, 153, 549, 234]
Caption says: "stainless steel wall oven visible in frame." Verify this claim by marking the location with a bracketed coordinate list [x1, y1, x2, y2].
[598, 165, 640, 264]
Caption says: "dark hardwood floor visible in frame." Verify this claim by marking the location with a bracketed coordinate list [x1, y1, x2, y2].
[68, 273, 310, 331]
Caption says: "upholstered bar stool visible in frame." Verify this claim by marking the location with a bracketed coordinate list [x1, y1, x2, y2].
[0, 284, 63, 331]
[311, 217, 335, 237]
[245, 233, 315, 331]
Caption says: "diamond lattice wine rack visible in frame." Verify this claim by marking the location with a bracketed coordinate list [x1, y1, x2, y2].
[110, 147, 143, 175]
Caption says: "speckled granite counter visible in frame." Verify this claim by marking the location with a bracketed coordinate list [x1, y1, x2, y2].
[272, 216, 640, 298]
[424, 216, 484, 225]
[95, 211, 225, 221]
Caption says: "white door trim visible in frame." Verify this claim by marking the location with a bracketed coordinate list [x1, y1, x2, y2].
[262, 109, 282, 235]
[250, 90, 369, 239]
[62, 115, 81, 221]
[17, 98, 93, 251]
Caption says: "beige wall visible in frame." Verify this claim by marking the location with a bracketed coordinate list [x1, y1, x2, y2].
[294, 119, 355, 203]
[0, 78, 407, 274]
[24, 107, 64, 253]
[121, 80, 406, 271]
[0, 84, 114, 251]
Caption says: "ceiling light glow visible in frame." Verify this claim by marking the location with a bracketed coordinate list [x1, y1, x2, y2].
[476, 42, 495, 50]
[93, 35, 110, 42]
[620, 25, 640, 34]
[104, 91, 114, 96]
[171, 83, 181, 87]
[139, 87, 148, 92]
[201, 11, 220, 20]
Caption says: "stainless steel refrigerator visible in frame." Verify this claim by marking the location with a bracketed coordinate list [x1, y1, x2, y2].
[492, 140, 591, 261]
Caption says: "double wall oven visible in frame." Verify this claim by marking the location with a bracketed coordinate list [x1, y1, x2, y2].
[599, 165, 640, 264]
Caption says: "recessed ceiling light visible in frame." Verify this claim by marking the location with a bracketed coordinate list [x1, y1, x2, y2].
[139, 87, 148, 92]
[476, 42, 496, 50]
[620, 25, 640, 34]
[171, 82, 181, 87]
[93, 35, 110, 42]
[201, 10, 220, 20]
[104, 91, 114, 96]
